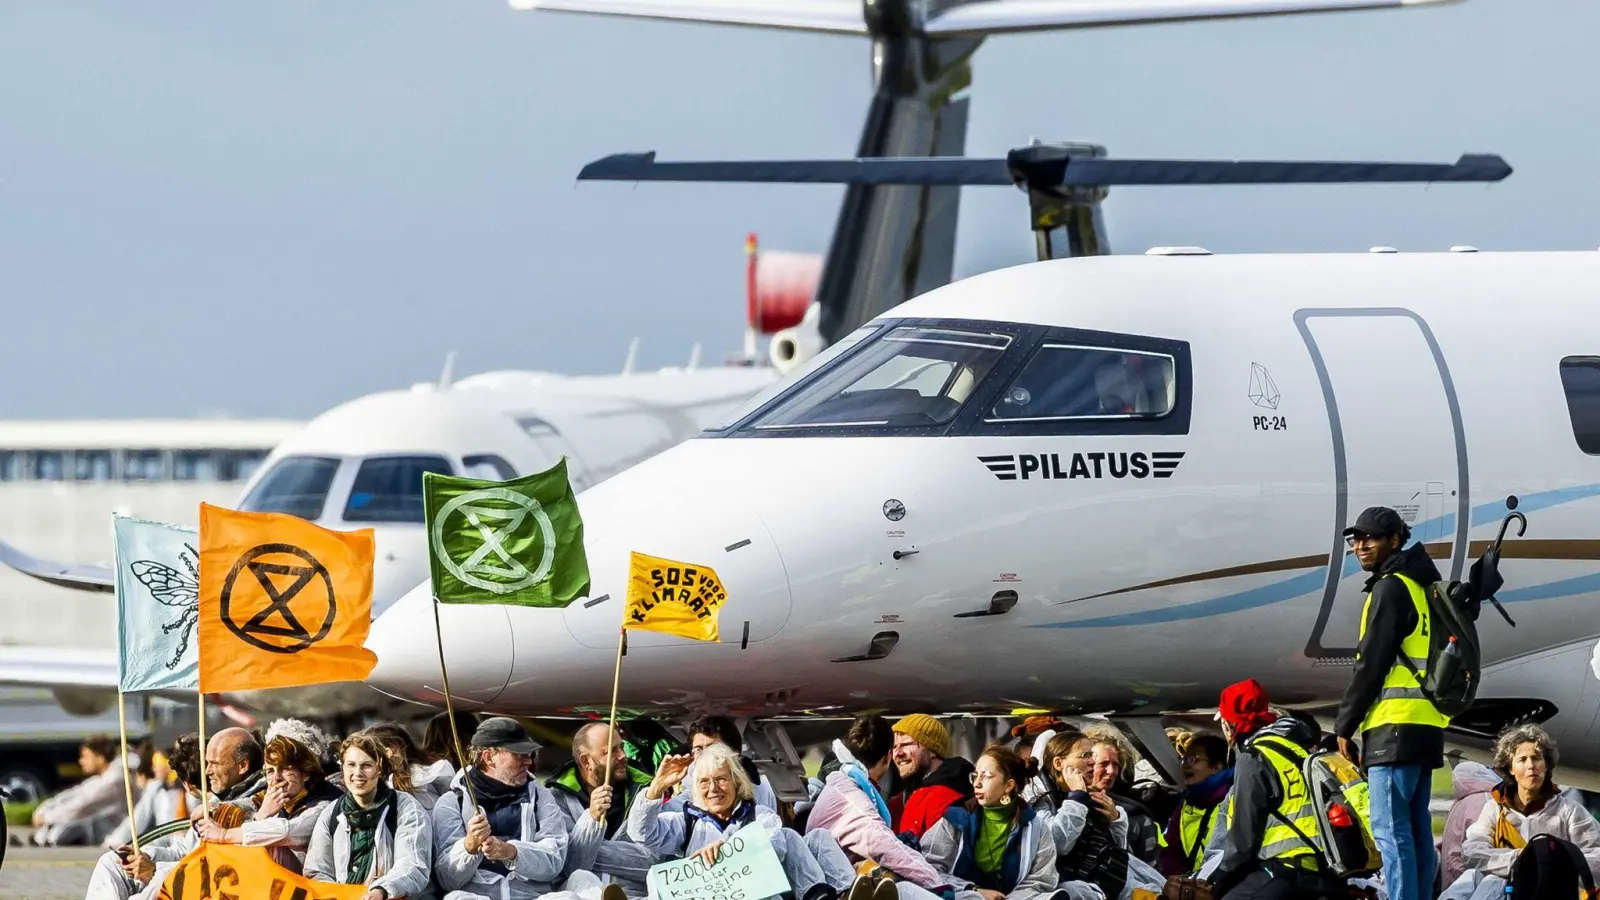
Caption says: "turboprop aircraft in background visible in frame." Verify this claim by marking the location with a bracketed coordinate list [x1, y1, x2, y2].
[513, 0, 1470, 364]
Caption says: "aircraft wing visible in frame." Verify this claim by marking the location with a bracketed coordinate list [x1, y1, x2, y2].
[0, 539, 114, 593]
[0, 646, 117, 690]
[508, 0, 1458, 35]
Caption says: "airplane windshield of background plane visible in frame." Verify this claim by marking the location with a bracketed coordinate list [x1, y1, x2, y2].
[742, 325, 1012, 430]
[342, 454, 454, 524]
[239, 455, 341, 520]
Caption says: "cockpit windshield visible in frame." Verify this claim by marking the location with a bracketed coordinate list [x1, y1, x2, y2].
[705, 324, 881, 432]
[239, 456, 341, 521]
[739, 325, 1012, 430]
[343, 455, 454, 524]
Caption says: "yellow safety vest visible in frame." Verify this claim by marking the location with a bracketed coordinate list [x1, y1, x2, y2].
[1178, 800, 1221, 869]
[1227, 734, 1321, 863]
[1357, 572, 1451, 732]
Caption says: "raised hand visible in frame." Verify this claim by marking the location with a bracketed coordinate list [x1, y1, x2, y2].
[648, 754, 694, 800]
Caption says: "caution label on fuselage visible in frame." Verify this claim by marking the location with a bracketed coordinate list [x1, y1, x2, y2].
[977, 451, 1185, 481]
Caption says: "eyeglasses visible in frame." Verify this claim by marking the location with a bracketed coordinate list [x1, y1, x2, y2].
[1344, 534, 1386, 548]
[970, 771, 1004, 785]
[1181, 754, 1210, 765]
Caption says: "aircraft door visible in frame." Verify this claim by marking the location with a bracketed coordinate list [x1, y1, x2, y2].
[1295, 309, 1467, 658]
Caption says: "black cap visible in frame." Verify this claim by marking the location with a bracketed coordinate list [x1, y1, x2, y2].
[1342, 507, 1409, 539]
[470, 717, 540, 755]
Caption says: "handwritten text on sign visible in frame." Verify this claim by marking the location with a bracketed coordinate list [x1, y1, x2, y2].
[647, 825, 791, 900]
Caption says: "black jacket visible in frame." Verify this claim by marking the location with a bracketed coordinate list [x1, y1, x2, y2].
[1333, 542, 1446, 769]
[1210, 716, 1320, 897]
[1108, 788, 1163, 867]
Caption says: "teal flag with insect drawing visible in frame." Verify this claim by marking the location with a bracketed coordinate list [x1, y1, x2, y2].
[114, 515, 200, 692]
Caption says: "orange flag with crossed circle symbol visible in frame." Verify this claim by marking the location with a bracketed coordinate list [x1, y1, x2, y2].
[197, 503, 378, 692]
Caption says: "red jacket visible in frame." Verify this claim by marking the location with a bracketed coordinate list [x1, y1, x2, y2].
[889, 757, 975, 840]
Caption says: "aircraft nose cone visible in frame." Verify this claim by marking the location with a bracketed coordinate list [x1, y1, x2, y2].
[365, 579, 513, 709]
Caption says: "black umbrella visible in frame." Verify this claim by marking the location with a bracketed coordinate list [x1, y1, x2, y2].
[1467, 510, 1527, 627]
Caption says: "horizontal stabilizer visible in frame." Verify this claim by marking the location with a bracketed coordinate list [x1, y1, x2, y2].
[506, 0, 869, 34]
[580, 152, 1013, 185]
[579, 149, 1512, 190]
[0, 646, 117, 690]
[0, 539, 114, 593]
[508, 0, 1459, 36]
[923, 0, 1462, 36]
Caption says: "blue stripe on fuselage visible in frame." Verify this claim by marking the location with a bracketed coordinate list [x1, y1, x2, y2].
[1033, 483, 1600, 630]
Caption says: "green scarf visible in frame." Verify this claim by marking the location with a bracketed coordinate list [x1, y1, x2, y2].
[342, 783, 396, 884]
[976, 805, 1015, 877]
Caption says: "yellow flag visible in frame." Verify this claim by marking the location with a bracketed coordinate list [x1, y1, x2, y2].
[158, 843, 365, 899]
[197, 503, 377, 692]
[623, 551, 727, 642]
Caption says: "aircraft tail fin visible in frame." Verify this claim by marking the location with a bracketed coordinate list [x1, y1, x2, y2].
[508, 0, 1458, 36]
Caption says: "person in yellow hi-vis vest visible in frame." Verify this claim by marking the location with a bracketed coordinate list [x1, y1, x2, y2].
[1206, 679, 1335, 899]
[1333, 507, 1448, 900]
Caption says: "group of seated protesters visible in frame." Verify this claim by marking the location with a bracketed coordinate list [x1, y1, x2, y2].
[56, 704, 1600, 900]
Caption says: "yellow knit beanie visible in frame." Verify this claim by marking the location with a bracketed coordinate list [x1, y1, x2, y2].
[892, 714, 949, 758]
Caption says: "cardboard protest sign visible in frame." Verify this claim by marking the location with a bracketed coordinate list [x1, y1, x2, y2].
[647, 823, 791, 900]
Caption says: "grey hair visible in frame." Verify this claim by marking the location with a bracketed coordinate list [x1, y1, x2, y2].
[691, 743, 756, 806]
[1493, 724, 1558, 773]
[265, 718, 332, 764]
[1082, 723, 1141, 772]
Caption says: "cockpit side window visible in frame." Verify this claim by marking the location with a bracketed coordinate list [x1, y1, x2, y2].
[343, 455, 454, 524]
[971, 330, 1192, 436]
[240, 456, 342, 521]
[735, 325, 1013, 433]
[989, 345, 1176, 421]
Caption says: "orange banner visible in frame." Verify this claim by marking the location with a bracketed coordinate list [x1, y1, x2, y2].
[157, 843, 365, 900]
[198, 503, 377, 692]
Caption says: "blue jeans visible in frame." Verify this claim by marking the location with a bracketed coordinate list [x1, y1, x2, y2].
[1368, 763, 1437, 900]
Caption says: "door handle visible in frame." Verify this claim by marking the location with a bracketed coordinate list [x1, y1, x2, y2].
[954, 590, 1019, 619]
[893, 548, 919, 560]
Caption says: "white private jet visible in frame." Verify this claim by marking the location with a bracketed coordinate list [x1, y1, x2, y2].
[0, 301, 800, 720]
[370, 246, 1600, 787]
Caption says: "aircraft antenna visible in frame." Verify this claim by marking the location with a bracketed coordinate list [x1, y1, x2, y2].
[622, 337, 639, 376]
[438, 350, 457, 390]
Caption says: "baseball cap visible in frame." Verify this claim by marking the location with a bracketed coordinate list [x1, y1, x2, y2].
[471, 717, 541, 756]
[1341, 506, 1408, 539]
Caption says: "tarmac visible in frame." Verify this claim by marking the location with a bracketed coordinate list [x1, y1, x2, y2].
[2, 829, 99, 900]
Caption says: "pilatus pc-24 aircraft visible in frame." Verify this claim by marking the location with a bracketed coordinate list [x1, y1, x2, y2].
[365, 0, 1600, 789]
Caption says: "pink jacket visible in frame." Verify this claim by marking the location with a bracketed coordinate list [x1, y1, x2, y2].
[1441, 762, 1499, 888]
[805, 768, 947, 889]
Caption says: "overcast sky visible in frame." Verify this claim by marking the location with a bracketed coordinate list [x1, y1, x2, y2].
[0, 0, 1592, 419]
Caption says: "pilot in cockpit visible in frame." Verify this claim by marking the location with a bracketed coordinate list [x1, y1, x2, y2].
[1094, 360, 1142, 416]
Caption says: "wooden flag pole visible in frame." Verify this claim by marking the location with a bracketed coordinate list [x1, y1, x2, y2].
[431, 596, 477, 806]
[196, 690, 211, 818]
[116, 691, 140, 856]
[602, 626, 627, 787]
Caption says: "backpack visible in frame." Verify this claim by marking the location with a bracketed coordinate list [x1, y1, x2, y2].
[1395, 577, 1482, 718]
[1507, 833, 1599, 899]
[1258, 740, 1381, 879]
